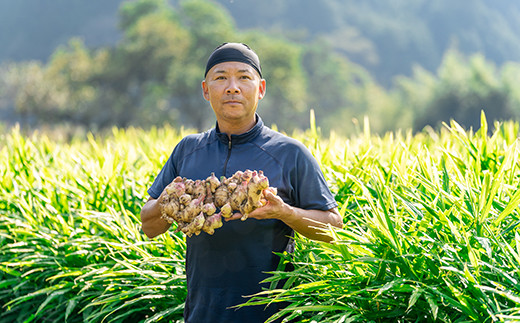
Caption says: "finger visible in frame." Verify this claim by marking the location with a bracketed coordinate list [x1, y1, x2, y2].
[224, 212, 243, 221]
[263, 190, 273, 198]
[263, 190, 281, 204]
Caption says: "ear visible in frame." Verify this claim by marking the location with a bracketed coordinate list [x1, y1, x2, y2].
[201, 80, 210, 101]
[258, 79, 266, 100]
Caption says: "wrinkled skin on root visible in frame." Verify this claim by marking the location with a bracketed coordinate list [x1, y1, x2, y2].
[202, 213, 223, 235]
[181, 212, 205, 237]
[214, 184, 230, 208]
[219, 203, 233, 218]
[239, 171, 270, 220]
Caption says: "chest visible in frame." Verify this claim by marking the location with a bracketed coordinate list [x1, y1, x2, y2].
[175, 142, 290, 204]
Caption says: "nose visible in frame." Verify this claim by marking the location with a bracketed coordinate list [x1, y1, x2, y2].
[225, 78, 240, 94]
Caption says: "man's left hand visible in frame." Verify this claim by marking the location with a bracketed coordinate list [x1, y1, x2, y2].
[224, 190, 288, 221]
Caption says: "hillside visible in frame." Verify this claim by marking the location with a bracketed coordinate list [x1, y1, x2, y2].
[1, 0, 519, 86]
[215, 0, 520, 86]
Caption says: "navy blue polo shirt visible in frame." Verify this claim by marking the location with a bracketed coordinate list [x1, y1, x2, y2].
[148, 115, 337, 323]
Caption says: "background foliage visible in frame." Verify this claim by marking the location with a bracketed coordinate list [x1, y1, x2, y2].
[1, 0, 520, 135]
[2, 115, 520, 322]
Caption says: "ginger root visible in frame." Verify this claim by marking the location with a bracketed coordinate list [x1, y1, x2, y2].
[159, 170, 276, 236]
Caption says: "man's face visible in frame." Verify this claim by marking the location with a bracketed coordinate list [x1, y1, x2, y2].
[202, 61, 266, 126]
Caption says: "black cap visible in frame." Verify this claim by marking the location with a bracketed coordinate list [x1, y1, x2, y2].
[204, 43, 262, 78]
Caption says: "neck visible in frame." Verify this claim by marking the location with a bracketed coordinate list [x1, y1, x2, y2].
[217, 116, 257, 138]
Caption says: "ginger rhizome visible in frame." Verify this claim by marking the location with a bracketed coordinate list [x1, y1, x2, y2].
[159, 170, 275, 237]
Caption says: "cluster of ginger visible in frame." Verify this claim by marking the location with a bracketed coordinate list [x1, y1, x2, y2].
[159, 170, 276, 237]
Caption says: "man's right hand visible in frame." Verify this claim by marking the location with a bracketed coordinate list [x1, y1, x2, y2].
[140, 196, 172, 239]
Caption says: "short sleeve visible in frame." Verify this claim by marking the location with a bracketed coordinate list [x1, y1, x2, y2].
[147, 149, 177, 199]
[290, 145, 338, 211]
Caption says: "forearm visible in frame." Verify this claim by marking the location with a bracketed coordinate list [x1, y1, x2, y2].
[242, 192, 343, 242]
[140, 197, 171, 239]
[282, 206, 343, 242]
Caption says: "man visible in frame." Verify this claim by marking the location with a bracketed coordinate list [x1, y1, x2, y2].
[140, 43, 342, 322]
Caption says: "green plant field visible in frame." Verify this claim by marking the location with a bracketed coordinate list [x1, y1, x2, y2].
[2, 113, 520, 322]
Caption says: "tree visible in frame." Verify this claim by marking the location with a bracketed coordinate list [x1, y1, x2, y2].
[11, 40, 103, 127]
[397, 49, 514, 132]
[499, 62, 520, 120]
[111, 9, 191, 127]
[118, 0, 168, 31]
[11, 0, 193, 129]
[164, 0, 237, 130]
[239, 32, 307, 131]
[302, 39, 369, 135]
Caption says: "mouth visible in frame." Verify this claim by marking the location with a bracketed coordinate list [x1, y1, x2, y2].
[223, 100, 242, 105]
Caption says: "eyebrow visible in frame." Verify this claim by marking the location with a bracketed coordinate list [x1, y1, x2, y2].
[213, 69, 253, 74]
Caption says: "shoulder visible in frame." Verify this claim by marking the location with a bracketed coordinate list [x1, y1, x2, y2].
[252, 126, 319, 171]
[258, 126, 304, 148]
[257, 126, 312, 155]
[175, 129, 215, 152]
[171, 130, 218, 166]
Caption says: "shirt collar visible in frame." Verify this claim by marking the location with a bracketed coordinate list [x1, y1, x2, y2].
[215, 113, 264, 145]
